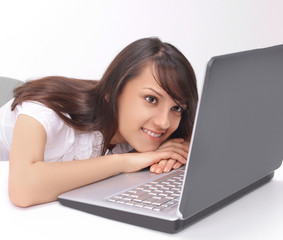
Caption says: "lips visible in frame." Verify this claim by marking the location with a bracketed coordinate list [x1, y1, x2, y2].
[142, 128, 163, 138]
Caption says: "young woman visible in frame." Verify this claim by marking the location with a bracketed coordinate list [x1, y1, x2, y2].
[0, 37, 198, 207]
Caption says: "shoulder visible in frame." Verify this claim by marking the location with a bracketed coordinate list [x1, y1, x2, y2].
[15, 101, 57, 118]
[14, 101, 71, 142]
[14, 101, 79, 161]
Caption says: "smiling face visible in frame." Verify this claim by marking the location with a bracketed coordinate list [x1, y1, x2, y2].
[111, 65, 186, 152]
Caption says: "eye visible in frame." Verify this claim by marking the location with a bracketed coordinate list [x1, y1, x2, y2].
[145, 96, 157, 104]
[171, 105, 184, 113]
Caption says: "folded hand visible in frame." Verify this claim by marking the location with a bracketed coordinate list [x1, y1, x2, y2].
[150, 138, 189, 174]
[122, 138, 188, 173]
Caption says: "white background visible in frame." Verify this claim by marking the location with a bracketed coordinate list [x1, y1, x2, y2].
[1, 0, 283, 90]
[1, 1, 283, 239]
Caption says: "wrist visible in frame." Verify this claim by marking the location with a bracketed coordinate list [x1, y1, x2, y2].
[113, 153, 128, 173]
[115, 153, 136, 173]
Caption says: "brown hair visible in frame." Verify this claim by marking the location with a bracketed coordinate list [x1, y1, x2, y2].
[12, 37, 198, 154]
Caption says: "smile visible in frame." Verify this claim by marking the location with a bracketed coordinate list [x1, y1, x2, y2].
[142, 128, 163, 138]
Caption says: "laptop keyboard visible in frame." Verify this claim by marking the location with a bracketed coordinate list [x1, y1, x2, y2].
[106, 168, 185, 212]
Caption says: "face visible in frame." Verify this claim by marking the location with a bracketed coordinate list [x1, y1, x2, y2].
[111, 66, 186, 152]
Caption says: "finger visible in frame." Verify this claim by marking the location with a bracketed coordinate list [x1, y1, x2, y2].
[173, 161, 183, 170]
[170, 152, 187, 165]
[183, 140, 190, 147]
[163, 159, 177, 173]
[158, 145, 189, 159]
[158, 138, 184, 149]
[154, 160, 168, 174]
[150, 163, 158, 173]
[157, 142, 189, 152]
[154, 151, 187, 165]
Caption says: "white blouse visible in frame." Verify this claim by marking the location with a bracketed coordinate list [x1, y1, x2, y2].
[0, 99, 132, 161]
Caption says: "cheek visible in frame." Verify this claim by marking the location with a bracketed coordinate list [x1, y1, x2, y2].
[118, 98, 142, 130]
[169, 116, 182, 133]
[120, 104, 142, 125]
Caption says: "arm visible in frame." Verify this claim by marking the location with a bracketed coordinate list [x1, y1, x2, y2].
[8, 115, 186, 207]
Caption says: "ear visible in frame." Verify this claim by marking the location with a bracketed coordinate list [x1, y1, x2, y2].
[105, 93, 110, 102]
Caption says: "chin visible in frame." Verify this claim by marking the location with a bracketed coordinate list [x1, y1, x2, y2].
[134, 144, 160, 153]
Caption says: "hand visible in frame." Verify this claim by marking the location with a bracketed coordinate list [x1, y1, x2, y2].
[121, 141, 187, 173]
[150, 138, 189, 174]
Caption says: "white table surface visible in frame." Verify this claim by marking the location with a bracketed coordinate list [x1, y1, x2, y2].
[1, 161, 283, 240]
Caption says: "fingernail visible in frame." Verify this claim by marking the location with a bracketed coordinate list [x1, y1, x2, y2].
[156, 167, 162, 173]
[164, 168, 170, 173]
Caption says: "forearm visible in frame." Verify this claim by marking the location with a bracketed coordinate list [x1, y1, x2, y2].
[9, 154, 124, 207]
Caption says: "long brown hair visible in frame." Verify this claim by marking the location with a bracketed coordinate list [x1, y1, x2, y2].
[12, 37, 198, 154]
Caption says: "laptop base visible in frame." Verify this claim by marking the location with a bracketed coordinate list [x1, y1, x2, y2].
[58, 172, 274, 233]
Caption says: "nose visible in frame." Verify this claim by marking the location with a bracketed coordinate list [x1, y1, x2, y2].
[153, 109, 170, 130]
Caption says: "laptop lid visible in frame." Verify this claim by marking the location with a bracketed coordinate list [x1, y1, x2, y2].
[178, 44, 283, 220]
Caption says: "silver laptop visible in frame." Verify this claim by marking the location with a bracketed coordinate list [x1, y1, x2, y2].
[58, 44, 283, 233]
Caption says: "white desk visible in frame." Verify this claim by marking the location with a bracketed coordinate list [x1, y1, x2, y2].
[1, 161, 283, 240]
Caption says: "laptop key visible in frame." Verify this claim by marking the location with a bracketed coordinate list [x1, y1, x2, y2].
[151, 197, 171, 206]
[106, 169, 184, 212]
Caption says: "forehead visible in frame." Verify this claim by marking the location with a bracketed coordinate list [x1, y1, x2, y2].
[120, 62, 188, 107]
[124, 66, 167, 94]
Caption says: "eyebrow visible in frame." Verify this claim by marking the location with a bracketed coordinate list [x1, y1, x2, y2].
[143, 87, 187, 108]
[142, 88, 163, 97]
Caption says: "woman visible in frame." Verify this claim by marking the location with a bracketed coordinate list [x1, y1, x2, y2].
[0, 37, 198, 207]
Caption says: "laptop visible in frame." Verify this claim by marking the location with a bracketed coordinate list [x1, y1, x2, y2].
[58, 44, 283, 233]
